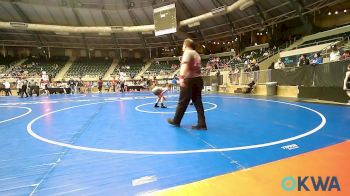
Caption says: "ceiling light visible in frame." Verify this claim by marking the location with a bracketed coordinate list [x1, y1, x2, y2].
[344, 10, 347, 13]
[10, 22, 28, 29]
[98, 32, 111, 36]
[328, 11, 331, 16]
[335, 11, 338, 15]
[55, 32, 69, 35]
[211, 6, 227, 15]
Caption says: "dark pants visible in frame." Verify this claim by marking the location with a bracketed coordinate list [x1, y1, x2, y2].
[5, 88, 11, 96]
[21, 87, 28, 98]
[120, 84, 125, 92]
[29, 86, 34, 96]
[173, 77, 206, 126]
[29, 86, 40, 96]
[70, 85, 74, 94]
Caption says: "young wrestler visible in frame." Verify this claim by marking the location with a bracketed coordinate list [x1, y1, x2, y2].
[152, 85, 169, 108]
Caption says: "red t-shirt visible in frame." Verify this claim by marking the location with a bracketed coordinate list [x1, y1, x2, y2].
[181, 49, 201, 78]
[98, 80, 103, 87]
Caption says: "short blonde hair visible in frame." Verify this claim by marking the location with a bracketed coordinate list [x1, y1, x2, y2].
[183, 38, 195, 49]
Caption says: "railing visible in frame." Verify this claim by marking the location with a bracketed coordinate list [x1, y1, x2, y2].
[228, 69, 272, 85]
[296, 36, 344, 49]
[226, 60, 350, 87]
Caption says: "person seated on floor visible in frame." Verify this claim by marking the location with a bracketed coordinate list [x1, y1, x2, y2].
[243, 80, 256, 94]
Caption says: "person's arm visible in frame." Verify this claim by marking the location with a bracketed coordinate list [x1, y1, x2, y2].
[179, 63, 189, 87]
[281, 61, 285, 69]
[344, 72, 350, 90]
[179, 51, 191, 87]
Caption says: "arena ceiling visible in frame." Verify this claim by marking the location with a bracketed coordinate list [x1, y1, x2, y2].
[0, 0, 347, 50]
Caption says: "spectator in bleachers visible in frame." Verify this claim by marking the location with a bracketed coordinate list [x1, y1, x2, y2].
[298, 54, 310, 66]
[329, 46, 340, 62]
[251, 63, 260, 71]
[311, 53, 323, 65]
[273, 46, 277, 51]
[263, 50, 269, 57]
[340, 50, 350, 61]
[274, 58, 285, 69]
[244, 64, 251, 72]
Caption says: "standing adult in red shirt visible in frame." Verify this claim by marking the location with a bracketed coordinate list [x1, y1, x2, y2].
[167, 39, 207, 130]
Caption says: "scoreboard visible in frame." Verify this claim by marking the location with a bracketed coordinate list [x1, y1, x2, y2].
[153, 3, 177, 36]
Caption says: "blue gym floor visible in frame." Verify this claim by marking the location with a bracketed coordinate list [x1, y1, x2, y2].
[0, 92, 349, 195]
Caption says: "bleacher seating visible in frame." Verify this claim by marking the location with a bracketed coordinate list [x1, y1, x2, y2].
[147, 60, 178, 75]
[21, 56, 68, 77]
[65, 57, 112, 78]
[111, 59, 145, 78]
[297, 33, 350, 49]
[0, 56, 18, 67]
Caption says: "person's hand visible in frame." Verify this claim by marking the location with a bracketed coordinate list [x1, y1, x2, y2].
[180, 80, 186, 88]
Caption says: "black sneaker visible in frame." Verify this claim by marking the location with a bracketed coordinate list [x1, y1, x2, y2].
[191, 125, 207, 130]
[167, 118, 180, 127]
[161, 104, 167, 108]
[154, 104, 159, 108]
